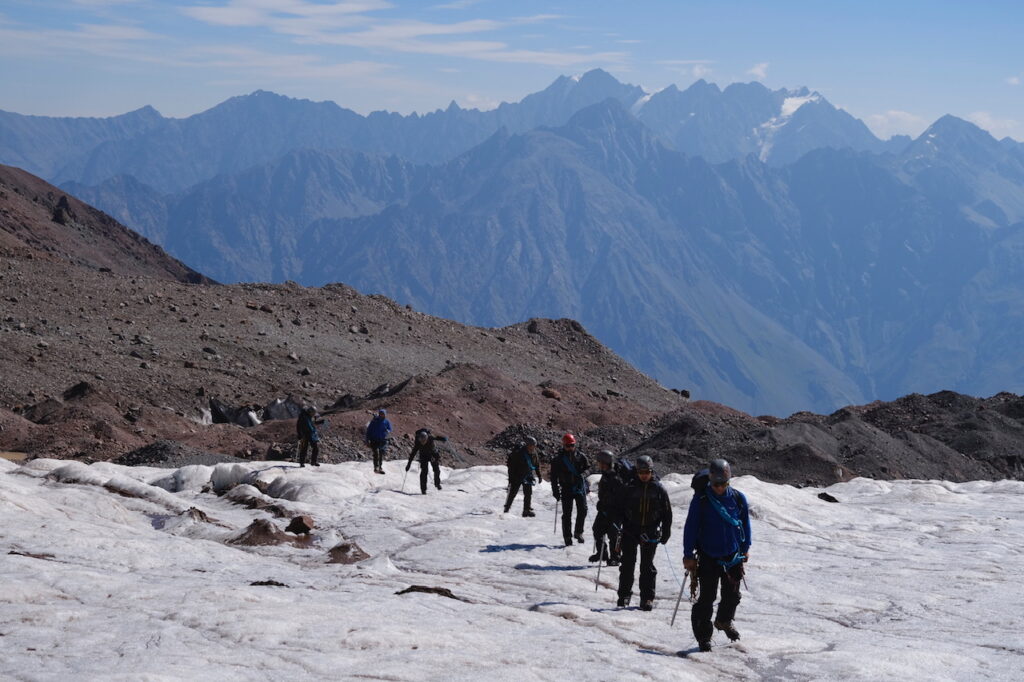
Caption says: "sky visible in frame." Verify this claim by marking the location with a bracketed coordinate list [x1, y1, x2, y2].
[3, 455, 1023, 679]
[1, 0, 1023, 140]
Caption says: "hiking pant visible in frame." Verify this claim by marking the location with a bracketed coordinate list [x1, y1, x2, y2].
[419, 457, 441, 493]
[369, 440, 388, 470]
[592, 512, 621, 561]
[297, 437, 319, 466]
[691, 552, 743, 643]
[560, 492, 587, 544]
[504, 481, 533, 513]
[617, 534, 658, 602]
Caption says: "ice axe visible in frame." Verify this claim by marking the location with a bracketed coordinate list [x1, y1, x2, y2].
[670, 568, 698, 627]
[670, 571, 688, 627]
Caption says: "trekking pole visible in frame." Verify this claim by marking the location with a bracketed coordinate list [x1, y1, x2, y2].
[594, 538, 605, 592]
[401, 467, 409, 493]
[553, 500, 558, 535]
[670, 571, 689, 627]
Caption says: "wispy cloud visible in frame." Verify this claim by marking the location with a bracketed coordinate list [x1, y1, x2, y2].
[187, 45, 393, 81]
[432, 0, 483, 9]
[966, 111, 1020, 139]
[182, 0, 387, 31]
[0, 20, 160, 60]
[657, 59, 714, 80]
[747, 62, 768, 80]
[183, 2, 619, 67]
[1007, 75, 1021, 86]
[865, 109, 929, 138]
[0, 14, 399, 94]
[71, 0, 143, 6]
[458, 92, 500, 110]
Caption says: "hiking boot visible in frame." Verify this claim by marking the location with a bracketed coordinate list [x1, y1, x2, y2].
[640, 599, 654, 611]
[522, 509, 535, 517]
[435, 483, 442, 490]
[503, 506, 511, 513]
[616, 595, 631, 608]
[574, 533, 585, 544]
[607, 557, 620, 567]
[588, 552, 602, 562]
[564, 538, 574, 547]
[698, 641, 712, 653]
[714, 621, 740, 641]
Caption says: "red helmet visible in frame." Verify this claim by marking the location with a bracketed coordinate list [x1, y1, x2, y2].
[562, 433, 576, 446]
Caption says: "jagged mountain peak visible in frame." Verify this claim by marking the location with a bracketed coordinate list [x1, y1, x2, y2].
[125, 104, 164, 121]
[903, 114, 1002, 163]
[683, 78, 721, 94]
[922, 114, 992, 140]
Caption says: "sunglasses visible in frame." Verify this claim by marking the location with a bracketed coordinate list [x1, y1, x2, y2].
[711, 481, 729, 489]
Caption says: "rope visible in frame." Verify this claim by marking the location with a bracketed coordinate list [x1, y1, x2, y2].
[662, 533, 683, 588]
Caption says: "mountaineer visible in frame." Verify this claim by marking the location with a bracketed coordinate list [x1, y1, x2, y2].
[296, 406, 325, 467]
[549, 433, 590, 547]
[406, 428, 448, 494]
[683, 459, 752, 652]
[504, 436, 543, 516]
[613, 455, 672, 611]
[365, 408, 392, 474]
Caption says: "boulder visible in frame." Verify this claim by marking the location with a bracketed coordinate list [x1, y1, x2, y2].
[327, 541, 370, 564]
[286, 515, 315, 535]
[262, 396, 303, 421]
[228, 519, 294, 546]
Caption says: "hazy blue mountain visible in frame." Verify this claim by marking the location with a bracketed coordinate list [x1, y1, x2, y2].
[61, 174, 169, 243]
[69, 148, 425, 282]
[6, 69, 899, 196]
[895, 115, 1024, 226]
[633, 80, 892, 164]
[0, 105, 162, 180]
[10, 70, 638, 194]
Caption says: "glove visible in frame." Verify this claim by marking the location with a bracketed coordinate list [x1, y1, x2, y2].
[660, 531, 671, 545]
[552, 492, 560, 501]
[405, 462, 411, 472]
[683, 558, 697, 571]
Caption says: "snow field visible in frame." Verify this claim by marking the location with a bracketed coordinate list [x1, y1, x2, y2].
[2, 458, 1023, 680]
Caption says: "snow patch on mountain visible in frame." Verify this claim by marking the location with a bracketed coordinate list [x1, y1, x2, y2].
[756, 92, 823, 161]
[780, 93, 820, 117]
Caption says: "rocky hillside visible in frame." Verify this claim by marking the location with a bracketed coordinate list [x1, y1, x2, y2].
[0, 174, 685, 465]
[0, 164, 210, 283]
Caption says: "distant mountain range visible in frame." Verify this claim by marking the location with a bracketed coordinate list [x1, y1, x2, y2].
[3, 69, 1023, 415]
